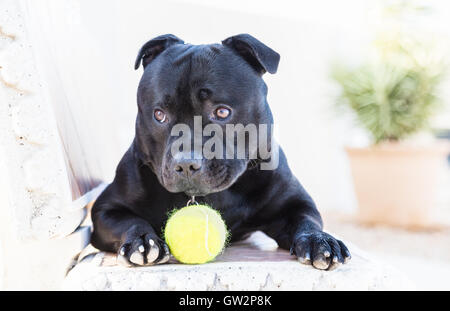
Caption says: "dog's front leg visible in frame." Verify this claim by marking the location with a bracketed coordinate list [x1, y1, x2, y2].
[91, 202, 170, 266]
[265, 194, 351, 271]
[289, 213, 351, 270]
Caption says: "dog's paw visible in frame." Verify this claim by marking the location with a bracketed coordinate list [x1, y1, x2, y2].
[291, 231, 351, 271]
[117, 233, 170, 267]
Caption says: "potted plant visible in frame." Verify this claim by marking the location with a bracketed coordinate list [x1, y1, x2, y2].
[332, 33, 449, 228]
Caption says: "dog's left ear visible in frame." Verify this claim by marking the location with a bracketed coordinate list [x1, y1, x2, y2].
[135, 34, 184, 70]
[222, 34, 280, 75]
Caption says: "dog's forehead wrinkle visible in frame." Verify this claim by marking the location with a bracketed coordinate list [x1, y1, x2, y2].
[140, 43, 264, 116]
[172, 44, 221, 65]
[172, 44, 202, 66]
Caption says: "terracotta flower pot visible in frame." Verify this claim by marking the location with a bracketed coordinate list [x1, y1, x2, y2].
[346, 142, 450, 228]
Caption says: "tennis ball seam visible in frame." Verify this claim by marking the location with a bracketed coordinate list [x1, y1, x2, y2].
[198, 207, 213, 258]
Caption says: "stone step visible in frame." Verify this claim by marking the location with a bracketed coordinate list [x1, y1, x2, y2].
[63, 231, 413, 290]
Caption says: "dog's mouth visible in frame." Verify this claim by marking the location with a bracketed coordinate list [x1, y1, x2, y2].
[184, 188, 208, 197]
[181, 172, 233, 197]
[161, 164, 246, 197]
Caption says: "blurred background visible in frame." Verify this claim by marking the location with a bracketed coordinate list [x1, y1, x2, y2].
[1, 0, 449, 290]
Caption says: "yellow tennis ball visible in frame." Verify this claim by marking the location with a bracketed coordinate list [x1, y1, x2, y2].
[164, 204, 228, 264]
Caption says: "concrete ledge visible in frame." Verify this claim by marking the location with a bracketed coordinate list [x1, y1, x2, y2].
[0, 0, 86, 240]
[64, 232, 413, 291]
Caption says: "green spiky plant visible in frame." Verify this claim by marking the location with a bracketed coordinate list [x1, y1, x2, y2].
[333, 63, 443, 143]
[332, 2, 446, 144]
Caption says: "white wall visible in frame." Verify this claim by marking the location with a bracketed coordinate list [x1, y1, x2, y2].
[0, 0, 92, 289]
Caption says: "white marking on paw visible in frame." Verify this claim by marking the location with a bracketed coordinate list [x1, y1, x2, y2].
[298, 257, 309, 264]
[146, 245, 159, 263]
[313, 259, 329, 270]
[159, 253, 170, 264]
[130, 251, 144, 265]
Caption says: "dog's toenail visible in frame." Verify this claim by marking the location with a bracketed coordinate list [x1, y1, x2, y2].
[149, 239, 155, 246]
[120, 248, 125, 256]
[138, 245, 145, 253]
[324, 251, 330, 257]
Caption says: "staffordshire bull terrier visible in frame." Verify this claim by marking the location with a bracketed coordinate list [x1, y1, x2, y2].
[90, 34, 351, 270]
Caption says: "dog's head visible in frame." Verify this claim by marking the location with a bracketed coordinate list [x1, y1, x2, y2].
[134, 34, 280, 196]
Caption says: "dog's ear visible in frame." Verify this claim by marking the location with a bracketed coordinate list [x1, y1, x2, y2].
[222, 34, 280, 74]
[135, 34, 184, 70]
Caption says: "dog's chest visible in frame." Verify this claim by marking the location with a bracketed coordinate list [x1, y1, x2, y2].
[204, 197, 260, 240]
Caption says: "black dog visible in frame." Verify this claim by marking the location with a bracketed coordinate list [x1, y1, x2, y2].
[91, 34, 351, 270]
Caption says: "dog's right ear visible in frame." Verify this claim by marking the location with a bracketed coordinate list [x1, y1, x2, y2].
[134, 34, 184, 70]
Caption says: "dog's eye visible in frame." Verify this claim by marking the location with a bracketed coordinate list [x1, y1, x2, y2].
[154, 109, 167, 123]
[214, 107, 231, 120]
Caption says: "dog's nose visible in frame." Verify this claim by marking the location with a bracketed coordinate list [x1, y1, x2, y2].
[174, 159, 202, 177]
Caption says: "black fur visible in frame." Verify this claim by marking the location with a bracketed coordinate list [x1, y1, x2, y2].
[91, 34, 351, 270]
